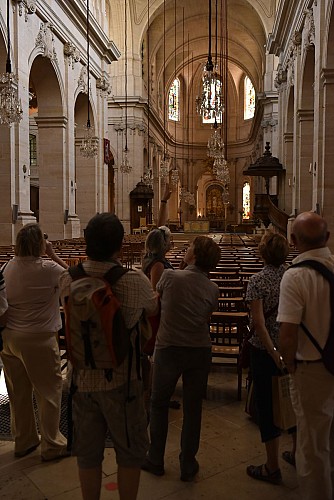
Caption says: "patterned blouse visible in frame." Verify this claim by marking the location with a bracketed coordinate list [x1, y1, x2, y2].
[246, 264, 286, 350]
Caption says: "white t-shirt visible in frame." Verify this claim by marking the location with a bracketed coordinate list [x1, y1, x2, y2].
[4, 256, 65, 332]
[277, 247, 334, 360]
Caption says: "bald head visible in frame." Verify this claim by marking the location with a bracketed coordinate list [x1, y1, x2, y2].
[291, 212, 329, 251]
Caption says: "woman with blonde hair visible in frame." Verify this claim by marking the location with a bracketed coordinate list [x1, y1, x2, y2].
[1, 223, 69, 460]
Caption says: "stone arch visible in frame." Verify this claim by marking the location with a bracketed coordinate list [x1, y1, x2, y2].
[298, 46, 315, 212]
[283, 86, 294, 215]
[74, 92, 97, 233]
[0, 27, 13, 243]
[29, 54, 67, 238]
[321, 1, 334, 217]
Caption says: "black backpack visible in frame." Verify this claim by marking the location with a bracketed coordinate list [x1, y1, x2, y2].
[289, 259, 334, 375]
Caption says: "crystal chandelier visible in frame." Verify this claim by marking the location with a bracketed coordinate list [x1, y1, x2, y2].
[180, 187, 195, 206]
[196, 0, 224, 121]
[159, 154, 169, 179]
[215, 157, 230, 184]
[0, 0, 23, 126]
[80, 123, 98, 158]
[80, 0, 98, 158]
[171, 160, 179, 186]
[120, 0, 131, 173]
[120, 147, 131, 173]
[207, 119, 223, 158]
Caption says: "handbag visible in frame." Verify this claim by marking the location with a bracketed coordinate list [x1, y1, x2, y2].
[245, 377, 259, 425]
[272, 371, 296, 430]
[239, 303, 279, 369]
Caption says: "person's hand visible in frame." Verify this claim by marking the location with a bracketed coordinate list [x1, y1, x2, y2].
[161, 183, 172, 203]
[45, 240, 54, 257]
[269, 348, 285, 370]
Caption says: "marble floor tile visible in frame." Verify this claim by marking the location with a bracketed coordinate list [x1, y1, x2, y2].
[0, 367, 301, 499]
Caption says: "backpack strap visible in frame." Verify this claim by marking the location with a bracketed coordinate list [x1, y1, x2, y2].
[103, 264, 129, 286]
[68, 262, 87, 280]
[290, 259, 334, 282]
[289, 259, 334, 355]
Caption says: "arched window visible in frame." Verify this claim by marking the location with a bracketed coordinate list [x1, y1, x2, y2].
[244, 76, 255, 120]
[242, 181, 251, 219]
[203, 79, 222, 124]
[168, 78, 180, 121]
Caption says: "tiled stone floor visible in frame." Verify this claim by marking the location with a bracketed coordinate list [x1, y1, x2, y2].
[0, 365, 301, 499]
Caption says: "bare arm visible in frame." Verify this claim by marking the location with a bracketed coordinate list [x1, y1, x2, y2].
[150, 261, 165, 291]
[157, 182, 172, 227]
[279, 322, 299, 373]
[45, 240, 68, 270]
[250, 299, 282, 368]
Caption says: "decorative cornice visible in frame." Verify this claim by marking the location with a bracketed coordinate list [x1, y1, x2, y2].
[321, 68, 334, 86]
[35, 22, 58, 62]
[96, 76, 112, 96]
[274, 64, 287, 90]
[13, 0, 36, 22]
[261, 118, 278, 129]
[64, 42, 80, 69]
[77, 66, 88, 94]
[303, 8, 315, 51]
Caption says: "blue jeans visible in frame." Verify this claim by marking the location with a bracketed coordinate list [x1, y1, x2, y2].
[148, 346, 211, 467]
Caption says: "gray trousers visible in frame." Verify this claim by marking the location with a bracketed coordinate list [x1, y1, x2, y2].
[148, 346, 211, 468]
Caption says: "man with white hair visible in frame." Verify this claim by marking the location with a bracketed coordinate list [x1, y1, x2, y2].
[278, 211, 334, 500]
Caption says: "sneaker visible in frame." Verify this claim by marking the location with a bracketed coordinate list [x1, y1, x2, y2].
[141, 458, 165, 476]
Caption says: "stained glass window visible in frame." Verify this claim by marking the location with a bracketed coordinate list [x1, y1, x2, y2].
[168, 78, 180, 121]
[244, 76, 255, 120]
[203, 79, 222, 124]
[29, 134, 37, 167]
[242, 181, 251, 219]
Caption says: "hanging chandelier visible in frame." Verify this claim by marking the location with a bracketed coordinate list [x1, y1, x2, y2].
[215, 157, 230, 184]
[180, 187, 195, 206]
[80, 0, 98, 158]
[196, 0, 223, 121]
[159, 154, 169, 180]
[171, 159, 179, 186]
[159, 0, 169, 181]
[120, 0, 132, 173]
[0, 0, 23, 126]
[207, 119, 223, 158]
[120, 147, 132, 173]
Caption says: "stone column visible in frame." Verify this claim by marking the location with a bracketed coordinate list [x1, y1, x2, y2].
[35, 116, 68, 239]
[297, 109, 314, 212]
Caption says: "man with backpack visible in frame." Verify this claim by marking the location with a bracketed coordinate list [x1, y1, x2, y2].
[60, 213, 158, 500]
[278, 211, 334, 500]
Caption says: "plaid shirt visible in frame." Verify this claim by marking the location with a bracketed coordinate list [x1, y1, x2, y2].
[59, 259, 157, 392]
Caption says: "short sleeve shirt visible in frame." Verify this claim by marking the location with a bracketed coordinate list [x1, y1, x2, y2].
[277, 247, 334, 360]
[156, 265, 219, 348]
[4, 256, 65, 332]
[246, 264, 286, 349]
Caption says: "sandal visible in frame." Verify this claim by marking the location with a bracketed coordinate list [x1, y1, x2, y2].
[246, 464, 282, 485]
[282, 451, 296, 467]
